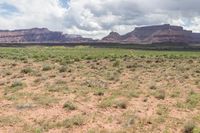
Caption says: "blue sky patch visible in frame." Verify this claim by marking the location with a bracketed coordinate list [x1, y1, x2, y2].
[59, 0, 70, 8]
[0, 2, 19, 17]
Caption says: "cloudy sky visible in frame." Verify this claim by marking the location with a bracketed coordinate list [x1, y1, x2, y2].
[0, 0, 199, 39]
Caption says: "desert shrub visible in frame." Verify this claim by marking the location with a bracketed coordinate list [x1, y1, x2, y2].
[156, 104, 169, 116]
[100, 97, 128, 109]
[42, 64, 51, 71]
[85, 80, 108, 89]
[11, 80, 24, 89]
[59, 66, 67, 73]
[196, 70, 200, 74]
[4, 70, 12, 76]
[113, 60, 120, 67]
[154, 90, 166, 100]
[150, 85, 157, 90]
[188, 60, 194, 64]
[183, 121, 195, 133]
[63, 101, 77, 111]
[106, 71, 120, 81]
[99, 97, 115, 108]
[122, 111, 136, 128]
[16, 103, 34, 110]
[93, 88, 106, 96]
[0, 116, 21, 126]
[170, 90, 181, 98]
[46, 80, 68, 93]
[32, 94, 58, 106]
[193, 127, 200, 133]
[59, 115, 85, 128]
[114, 100, 127, 109]
[186, 91, 200, 108]
[74, 58, 81, 62]
[21, 67, 33, 74]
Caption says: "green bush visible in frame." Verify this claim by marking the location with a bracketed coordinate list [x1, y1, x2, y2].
[155, 90, 166, 100]
[21, 67, 33, 74]
[113, 60, 120, 67]
[114, 100, 127, 109]
[42, 65, 51, 71]
[59, 66, 67, 73]
[63, 101, 77, 111]
[11, 81, 24, 88]
[186, 91, 200, 108]
[183, 121, 195, 133]
[60, 115, 84, 128]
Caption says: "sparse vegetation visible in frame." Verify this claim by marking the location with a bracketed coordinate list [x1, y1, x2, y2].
[32, 94, 58, 106]
[154, 89, 166, 100]
[4, 80, 25, 94]
[42, 64, 52, 71]
[21, 67, 33, 74]
[114, 100, 127, 109]
[59, 66, 67, 73]
[186, 91, 200, 109]
[58, 115, 85, 128]
[11, 80, 24, 88]
[63, 101, 77, 110]
[183, 121, 195, 133]
[0, 115, 21, 126]
[0, 46, 200, 132]
[113, 60, 120, 67]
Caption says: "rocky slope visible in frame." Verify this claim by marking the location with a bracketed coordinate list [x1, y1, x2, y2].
[1, 24, 200, 44]
[102, 32, 122, 42]
[0, 28, 93, 43]
[102, 24, 200, 44]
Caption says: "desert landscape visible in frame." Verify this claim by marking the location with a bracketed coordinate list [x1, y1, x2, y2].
[1, 0, 200, 133]
[0, 46, 200, 133]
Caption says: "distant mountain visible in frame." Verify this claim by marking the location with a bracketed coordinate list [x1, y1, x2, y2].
[102, 32, 122, 42]
[1, 24, 200, 44]
[0, 28, 93, 43]
[102, 24, 200, 44]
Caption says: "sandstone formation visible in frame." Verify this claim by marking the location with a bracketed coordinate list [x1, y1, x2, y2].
[1, 24, 200, 44]
[0, 28, 92, 43]
[102, 24, 200, 44]
[102, 32, 122, 42]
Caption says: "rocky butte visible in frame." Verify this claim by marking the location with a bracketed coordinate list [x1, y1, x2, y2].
[0, 28, 93, 43]
[102, 24, 200, 44]
[0, 24, 200, 44]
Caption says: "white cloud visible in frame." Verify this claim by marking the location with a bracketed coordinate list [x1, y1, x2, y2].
[0, 0, 200, 39]
[0, 0, 66, 31]
[63, 0, 200, 38]
[185, 17, 200, 33]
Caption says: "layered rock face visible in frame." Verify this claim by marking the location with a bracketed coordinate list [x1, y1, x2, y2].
[191, 33, 200, 43]
[102, 24, 200, 44]
[0, 28, 92, 43]
[1, 24, 200, 44]
[102, 32, 122, 42]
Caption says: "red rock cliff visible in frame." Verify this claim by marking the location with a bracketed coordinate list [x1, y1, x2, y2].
[102, 24, 200, 44]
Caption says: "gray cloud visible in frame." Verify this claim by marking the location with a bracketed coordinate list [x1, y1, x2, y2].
[0, 0, 200, 39]
[62, 0, 200, 38]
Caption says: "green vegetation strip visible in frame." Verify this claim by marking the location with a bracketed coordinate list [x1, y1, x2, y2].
[0, 46, 200, 62]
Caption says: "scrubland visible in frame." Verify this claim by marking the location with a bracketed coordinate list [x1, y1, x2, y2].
[0, 46, 200, 133]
